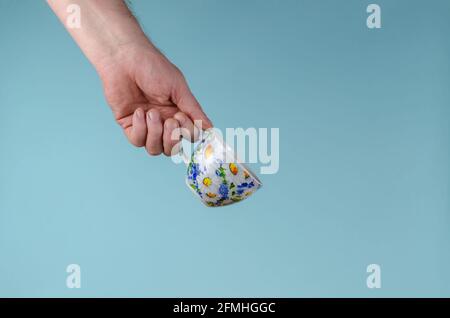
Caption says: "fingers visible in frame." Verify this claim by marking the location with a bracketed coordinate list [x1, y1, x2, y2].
[145, 109, 163, 156]
[174, 111, 200, 142]
[175, 81, 213, 130]
[125, 108, 147, 147]
[124, 109, 183, 158]
[124, 108, 194, 158]
[163, 118, 181, 156]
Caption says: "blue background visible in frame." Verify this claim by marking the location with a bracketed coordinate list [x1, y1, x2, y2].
[0, 0, 449, 297]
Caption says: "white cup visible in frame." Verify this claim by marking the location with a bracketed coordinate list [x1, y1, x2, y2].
[180, 129, 262, 207]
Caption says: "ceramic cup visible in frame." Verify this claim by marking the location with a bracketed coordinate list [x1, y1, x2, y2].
[179, 129, 262, 207]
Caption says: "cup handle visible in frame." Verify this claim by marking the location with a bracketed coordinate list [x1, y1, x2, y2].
[178, 143, 190, 166]
[177, 128, 208, 166]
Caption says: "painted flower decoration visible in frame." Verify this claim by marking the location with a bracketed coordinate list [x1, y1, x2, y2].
[185, 130, 262, 207]
[198, 176, 220, 199]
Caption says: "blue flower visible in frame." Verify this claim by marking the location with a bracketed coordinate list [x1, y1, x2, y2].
[237, 181, 255, 189]
[219, 183, 229, 199]
[189, 163, 201, 180]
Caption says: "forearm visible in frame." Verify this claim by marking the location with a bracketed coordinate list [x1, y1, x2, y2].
[47, 0, 154, 70]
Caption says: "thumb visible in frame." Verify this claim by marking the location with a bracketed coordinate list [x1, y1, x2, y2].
[174, 81, 213, 130]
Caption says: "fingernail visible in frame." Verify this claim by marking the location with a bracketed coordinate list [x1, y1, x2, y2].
[136, 109, 143, 118]
[148, 111, 153, 120]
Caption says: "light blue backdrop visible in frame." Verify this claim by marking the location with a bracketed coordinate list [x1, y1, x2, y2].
[0, 0, 449, 297]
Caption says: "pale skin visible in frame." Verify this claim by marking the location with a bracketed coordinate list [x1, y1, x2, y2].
[47, 0, 212, 156]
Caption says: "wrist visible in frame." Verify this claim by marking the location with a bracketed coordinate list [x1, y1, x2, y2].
[91, 29, 151, 71]
[82, 12, 153, 70]
[94, 37, 161, 82]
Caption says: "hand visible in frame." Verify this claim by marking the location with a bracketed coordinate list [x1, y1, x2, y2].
[47, 0, 212, 156]
[97, 42, 212, 156]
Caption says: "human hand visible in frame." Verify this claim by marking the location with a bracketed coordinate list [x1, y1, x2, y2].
[47, 0, 212, 156]
[97, 42, 212, 156]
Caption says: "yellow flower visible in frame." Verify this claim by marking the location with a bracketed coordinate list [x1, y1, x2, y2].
[229, 163, 238, 175]
[204, 144, 214, 160]
[203, 177, 212, 187]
